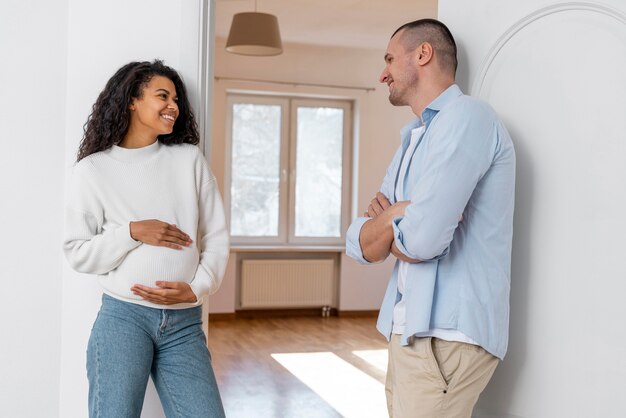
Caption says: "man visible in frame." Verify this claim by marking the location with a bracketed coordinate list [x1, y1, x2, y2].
[346, 19, 515, 418]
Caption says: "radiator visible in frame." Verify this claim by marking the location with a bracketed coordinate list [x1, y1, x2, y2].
[240, 259, 335, 309]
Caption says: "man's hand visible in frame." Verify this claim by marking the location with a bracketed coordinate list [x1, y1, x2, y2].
[384, 200, 410, 219]
[131, 281, 197, 305]
[129, 220, 192, 250]
[360, 198, 411, 263]
[365, 192, 392, 218]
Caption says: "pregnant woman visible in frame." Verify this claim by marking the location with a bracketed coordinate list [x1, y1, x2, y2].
[64, 60, 228, 417]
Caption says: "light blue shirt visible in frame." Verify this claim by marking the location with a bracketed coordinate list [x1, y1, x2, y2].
[346, 84, 515, 359]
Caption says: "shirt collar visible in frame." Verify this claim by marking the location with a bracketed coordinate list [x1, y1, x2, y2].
[400, 84, 463, 140]
[399, 84, 464, 143]
[425, 84, 463, 112]
[421, 84, 463, 128]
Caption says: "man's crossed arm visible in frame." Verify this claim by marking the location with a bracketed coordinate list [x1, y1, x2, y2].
[360, 192, 421, 264]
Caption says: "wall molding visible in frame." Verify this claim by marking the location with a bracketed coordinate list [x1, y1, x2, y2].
[472, 2, 626, 97]
[196, 0, 213, 158]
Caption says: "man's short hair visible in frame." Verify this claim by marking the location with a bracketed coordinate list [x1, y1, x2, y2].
[392, 19, 458, 76]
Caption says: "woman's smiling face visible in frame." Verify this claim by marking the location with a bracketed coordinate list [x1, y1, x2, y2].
[129, 75, 179, 138]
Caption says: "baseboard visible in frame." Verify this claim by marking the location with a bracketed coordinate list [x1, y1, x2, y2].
[209, 309, 379, 320]
[208, 313, 237, 321]
[337, 310, 379, 318]
[473, 409, 524, 418]
[233, 307, 338, 319]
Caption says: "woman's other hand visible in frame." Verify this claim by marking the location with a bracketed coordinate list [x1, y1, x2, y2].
[129, 220, 192, 249]
[131, 281, 197, 305]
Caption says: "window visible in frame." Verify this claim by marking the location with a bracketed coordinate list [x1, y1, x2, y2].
[225, 94, 352, 245]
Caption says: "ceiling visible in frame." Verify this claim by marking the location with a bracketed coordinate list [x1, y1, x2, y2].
[214, 0, 438, 51]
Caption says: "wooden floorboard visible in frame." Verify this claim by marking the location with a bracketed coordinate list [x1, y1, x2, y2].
[207, 316, 388, 418]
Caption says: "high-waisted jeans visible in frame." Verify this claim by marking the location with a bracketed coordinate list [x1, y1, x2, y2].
[87, 294, 225, 418]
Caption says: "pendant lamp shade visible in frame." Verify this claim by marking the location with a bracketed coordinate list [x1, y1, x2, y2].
[226, 12, 283, 56]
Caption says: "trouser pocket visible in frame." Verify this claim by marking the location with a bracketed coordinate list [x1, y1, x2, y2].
[428, 337, 464, 391]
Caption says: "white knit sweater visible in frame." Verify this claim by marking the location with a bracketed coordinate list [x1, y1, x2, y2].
[63, 141, 229, 309]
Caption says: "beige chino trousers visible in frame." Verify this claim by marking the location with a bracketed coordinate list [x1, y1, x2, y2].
[386, 335, 499, 418]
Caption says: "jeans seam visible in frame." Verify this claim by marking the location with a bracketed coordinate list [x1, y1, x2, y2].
[93, 331, 101, 418]
[155, 364, 183, 418]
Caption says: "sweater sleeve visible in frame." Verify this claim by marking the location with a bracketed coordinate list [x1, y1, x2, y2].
[188, 176, 230, 301]
[63, 163, 142, 274]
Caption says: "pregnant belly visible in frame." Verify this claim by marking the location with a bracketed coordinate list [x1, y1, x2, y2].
[114, 244, 200, 284]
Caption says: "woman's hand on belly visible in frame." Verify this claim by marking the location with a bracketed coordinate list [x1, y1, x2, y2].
[129, 220, 193, 250]
[131, 281, 197, 305]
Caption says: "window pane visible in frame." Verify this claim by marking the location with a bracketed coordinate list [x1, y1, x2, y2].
[295, 107, 344, 237]
[230, 104, 281, 236]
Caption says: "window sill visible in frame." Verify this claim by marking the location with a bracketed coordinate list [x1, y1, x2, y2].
[230, 244, 345, 253]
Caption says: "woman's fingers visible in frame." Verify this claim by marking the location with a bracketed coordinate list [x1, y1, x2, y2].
[163, 242, 183, 250]
[130, 220, 193, 248]
[166, 224, 192, 243]
[131, 284, 174, 304]
[131, 285, 165, 303]
[131, 282, 196, 304]
[161, 226, 192, 248]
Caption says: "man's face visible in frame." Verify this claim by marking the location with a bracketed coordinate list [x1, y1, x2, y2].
[379, 32, 418, 106]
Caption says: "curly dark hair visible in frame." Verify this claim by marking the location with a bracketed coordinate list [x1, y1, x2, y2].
[77, 60, 199, 161]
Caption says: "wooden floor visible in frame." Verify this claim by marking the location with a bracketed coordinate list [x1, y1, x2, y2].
[207, 316, 388, 418]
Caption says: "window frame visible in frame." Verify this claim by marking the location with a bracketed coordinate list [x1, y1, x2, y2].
[288, 98, 352, 245]
[225, 93, 352, 246]
[224, 94, 290, 245]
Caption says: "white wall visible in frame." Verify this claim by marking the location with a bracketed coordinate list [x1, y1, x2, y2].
[208, 38, 411, 313]
[439, 1, 626, 417]
[1, 1, 209, 417]
[0, 1, 68, 417]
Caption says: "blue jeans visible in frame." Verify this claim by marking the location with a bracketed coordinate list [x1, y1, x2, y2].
[87, 294, 225, 418]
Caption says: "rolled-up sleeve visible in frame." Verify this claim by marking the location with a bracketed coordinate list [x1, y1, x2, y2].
[346, 217, 373, 264]
[345, 140, 406, 265]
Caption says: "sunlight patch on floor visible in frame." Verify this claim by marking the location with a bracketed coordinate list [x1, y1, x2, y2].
[352, 349, 388, 373]
[271, 352, 387, 418]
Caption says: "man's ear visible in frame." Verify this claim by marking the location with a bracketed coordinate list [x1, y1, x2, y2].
[416, 42, 434, 66]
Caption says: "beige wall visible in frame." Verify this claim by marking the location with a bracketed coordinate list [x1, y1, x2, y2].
[208, 37, 412, 313]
